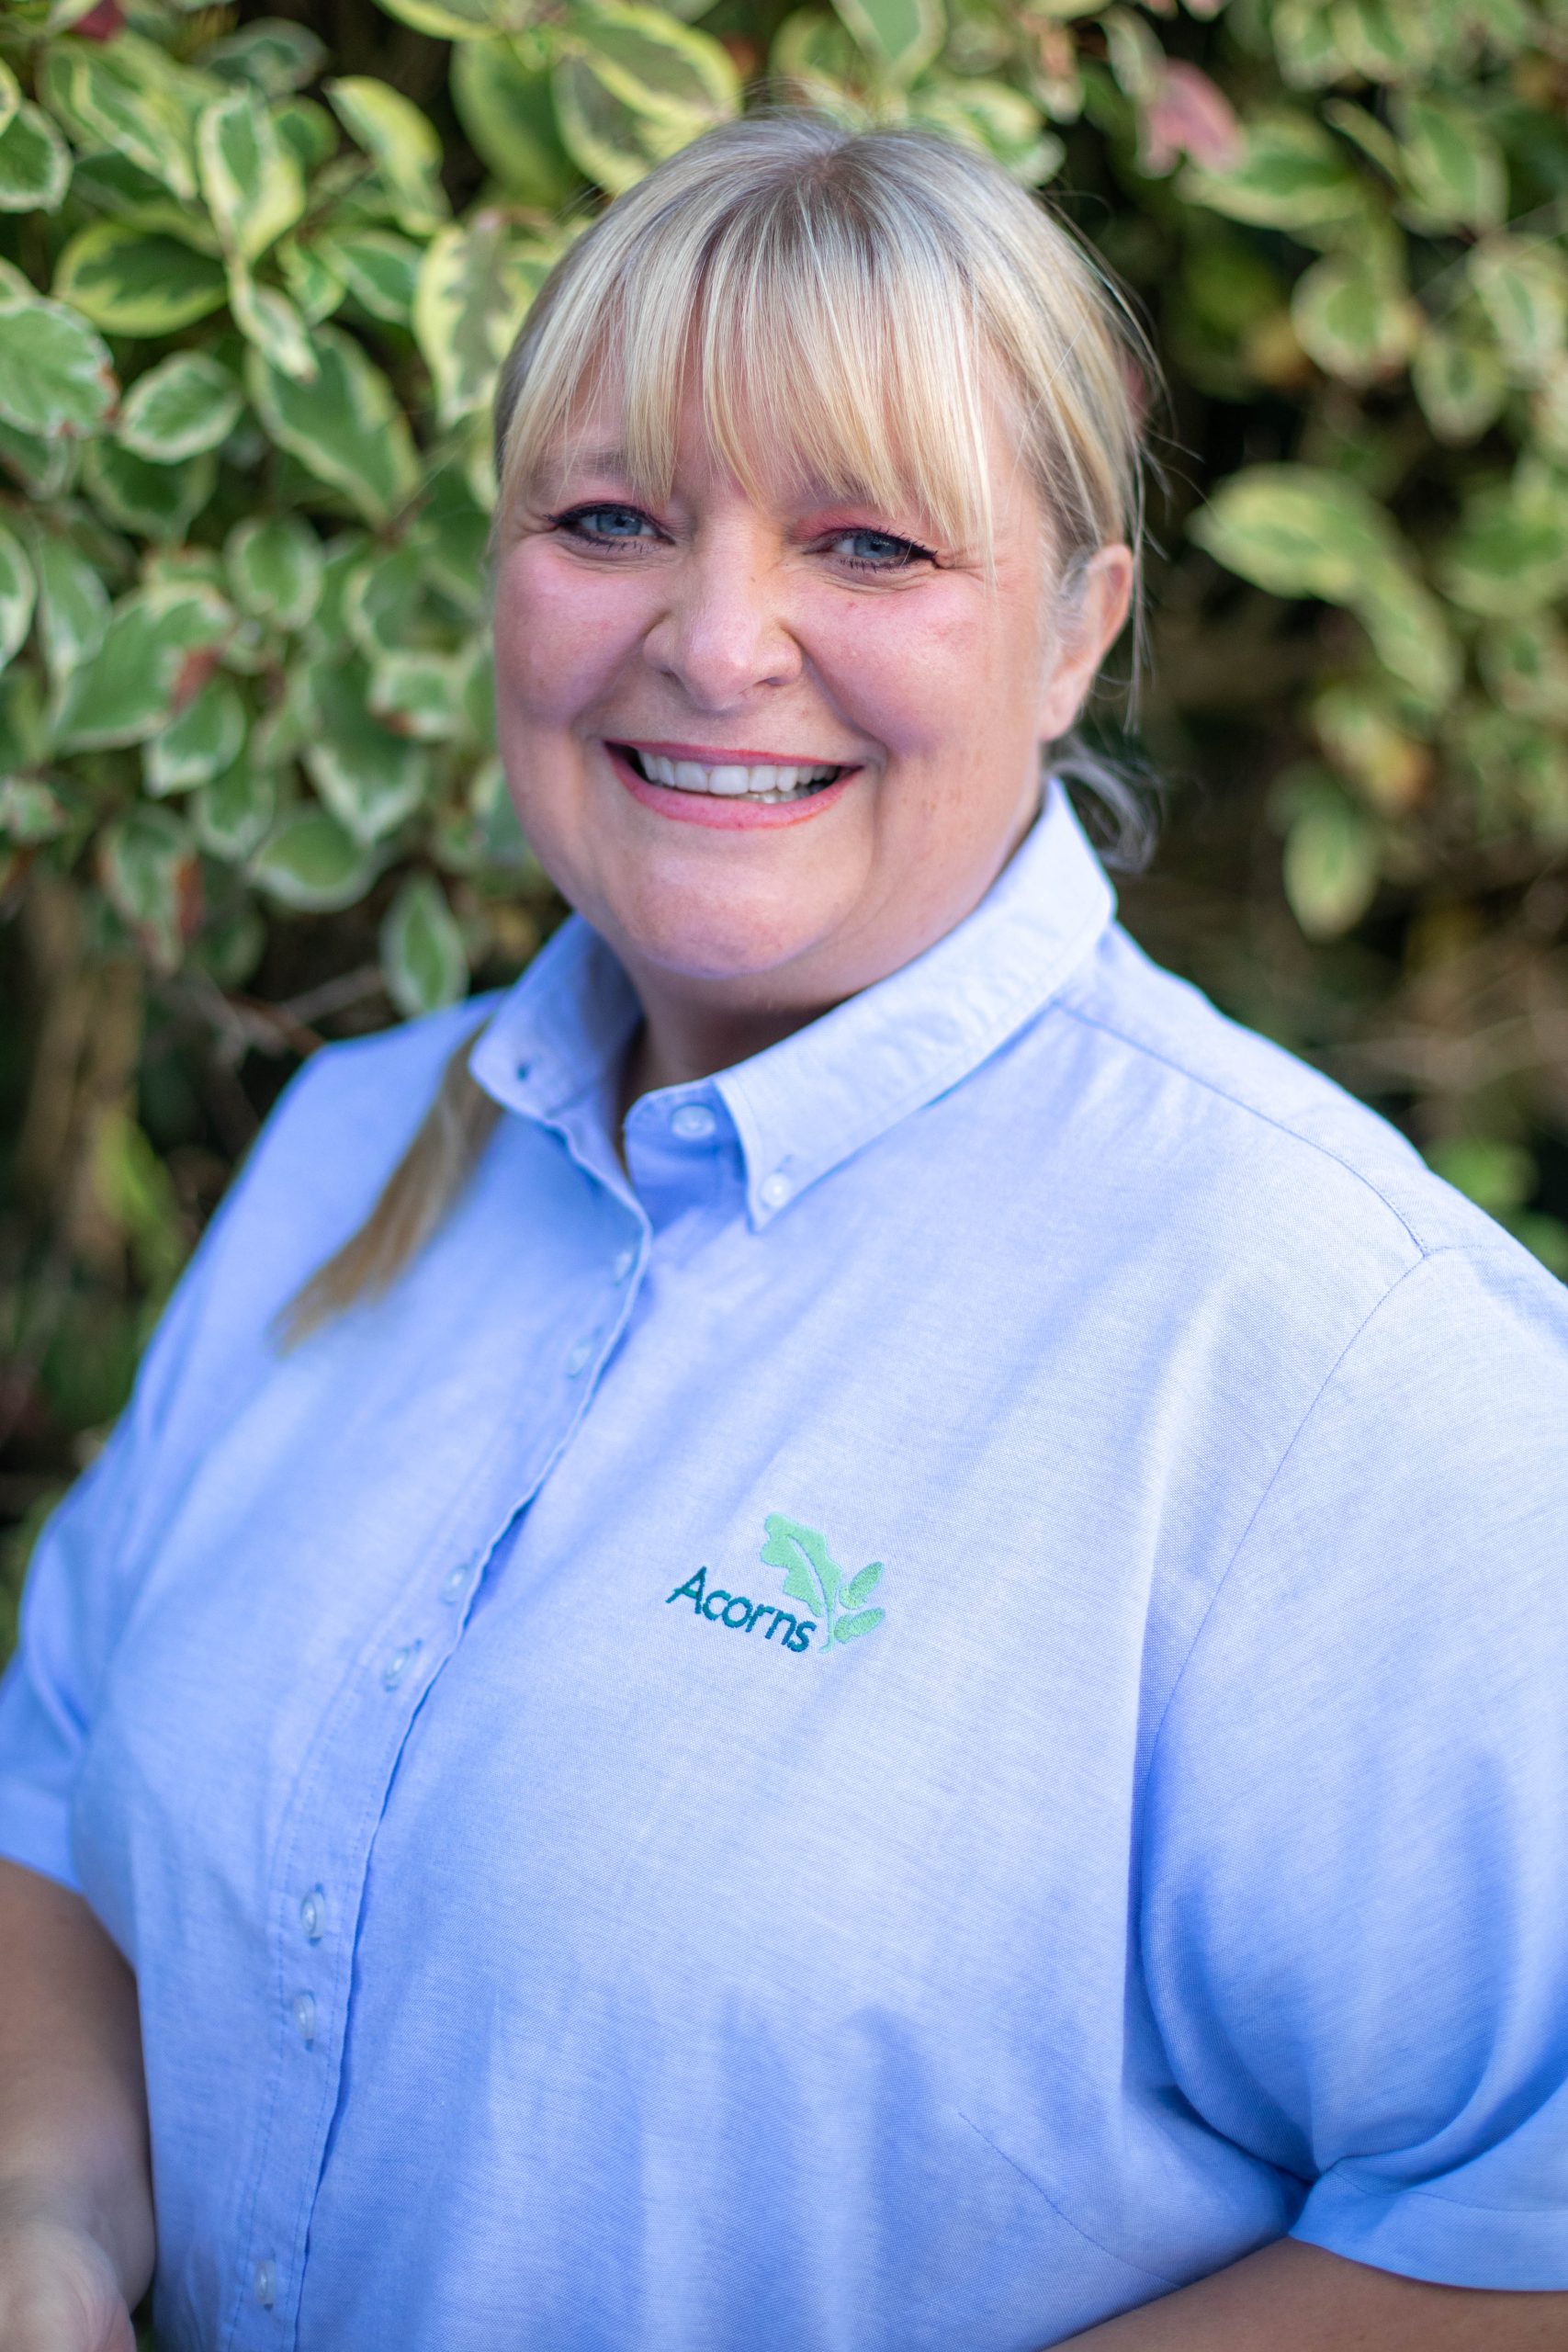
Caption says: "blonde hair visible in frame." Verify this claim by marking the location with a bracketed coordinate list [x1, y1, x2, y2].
[495, 113, 1148, 628]
[283, 113, 1153, 1345]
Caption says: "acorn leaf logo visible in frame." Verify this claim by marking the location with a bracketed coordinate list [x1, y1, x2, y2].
[760, 1513, 886, 1653]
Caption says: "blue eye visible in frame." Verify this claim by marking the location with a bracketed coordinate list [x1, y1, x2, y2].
[828, 528, 931, 571]
[555, 504, 659, 544]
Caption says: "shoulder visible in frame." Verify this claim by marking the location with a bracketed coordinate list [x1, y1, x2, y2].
[1054, 920, 1522, 1272]
[243, 991, 503, 1209]
[1018, 922, 1568, 1489]
[224, 986, 505, 1272]
[124, 995, 503, 1447]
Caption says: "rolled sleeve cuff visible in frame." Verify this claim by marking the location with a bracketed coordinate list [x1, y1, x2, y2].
[0, 1778, 79, 1893]
[1292, 2167, 1568, 2290]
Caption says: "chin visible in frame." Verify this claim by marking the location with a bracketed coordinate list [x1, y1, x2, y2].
[609, 886, 825, 989]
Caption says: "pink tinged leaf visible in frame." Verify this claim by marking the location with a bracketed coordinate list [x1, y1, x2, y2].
[1035, 25, 1074, 77]
[176, 854, 204, 944]
[1139, 62, 1243, 177]
[172, 647, 219, 713]
[75, 0, 125, 37]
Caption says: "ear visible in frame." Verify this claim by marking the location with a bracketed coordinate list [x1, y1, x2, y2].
[1035, 544, 1135, 745]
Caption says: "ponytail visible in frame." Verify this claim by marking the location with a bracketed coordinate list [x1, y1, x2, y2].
[279, 1026, 500, 1348]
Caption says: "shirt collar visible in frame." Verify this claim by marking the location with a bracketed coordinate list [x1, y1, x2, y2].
[469, 779, 1114, 1227]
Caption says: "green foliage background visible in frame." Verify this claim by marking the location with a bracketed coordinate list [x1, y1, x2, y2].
[5, 0, 1568, 1655]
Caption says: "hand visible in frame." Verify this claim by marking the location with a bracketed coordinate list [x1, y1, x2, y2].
[0, 2210, 136, 2352]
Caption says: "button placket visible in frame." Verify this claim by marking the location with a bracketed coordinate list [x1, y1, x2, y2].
[227, 1179, 643, 2350]
[381, 1640, 420, 1690]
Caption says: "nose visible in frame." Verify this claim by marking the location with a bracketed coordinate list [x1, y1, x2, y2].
[641, 520, 803, 709]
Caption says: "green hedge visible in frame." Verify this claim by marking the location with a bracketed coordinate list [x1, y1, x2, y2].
[4, 0, 1568, 1628]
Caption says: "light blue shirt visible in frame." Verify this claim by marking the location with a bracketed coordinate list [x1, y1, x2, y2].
[3, 784, 1568, 2352]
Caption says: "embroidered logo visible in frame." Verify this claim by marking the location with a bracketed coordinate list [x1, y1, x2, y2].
[664, 1512, 886, 1657]
[761, 1512, 886, 1650]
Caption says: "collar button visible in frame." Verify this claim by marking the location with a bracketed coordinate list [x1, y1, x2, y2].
[671, 1102, 716, 1141]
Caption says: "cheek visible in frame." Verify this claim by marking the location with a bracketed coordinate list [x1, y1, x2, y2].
[811, 591, 1020, 760]
[492, 545, 643, 726]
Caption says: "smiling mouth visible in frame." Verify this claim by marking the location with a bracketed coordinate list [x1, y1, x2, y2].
[615, 746, 849, 806]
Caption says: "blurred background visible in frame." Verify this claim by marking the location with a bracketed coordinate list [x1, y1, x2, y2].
[4, 0, 1568, 1657]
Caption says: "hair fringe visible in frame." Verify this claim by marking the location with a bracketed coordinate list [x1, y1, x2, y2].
[277, 1026, 500, 1351]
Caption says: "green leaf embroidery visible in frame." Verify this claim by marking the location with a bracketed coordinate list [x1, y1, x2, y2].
[833, 1609, 885, 1645]
[760, 1512, 830, 1615]
[760, 1512, 885, 1654]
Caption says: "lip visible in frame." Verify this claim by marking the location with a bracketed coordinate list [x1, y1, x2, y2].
[622, 740, 855, 768]
[604, 742, 860, 831]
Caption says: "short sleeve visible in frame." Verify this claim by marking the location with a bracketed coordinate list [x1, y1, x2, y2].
[0, 1001, 491, 1899]
[0, 1254, 217, 1890]
[1140, 1242, 1568, 2290]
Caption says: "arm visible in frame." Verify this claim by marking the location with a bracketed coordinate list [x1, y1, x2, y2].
[0, 1860, 152, 2352]
[1065, 2240, 1568, 2348]
[1132, 1254, 1568, 2313]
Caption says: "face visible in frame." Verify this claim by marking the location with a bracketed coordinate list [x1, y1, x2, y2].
[491, 377, 1132, 1054]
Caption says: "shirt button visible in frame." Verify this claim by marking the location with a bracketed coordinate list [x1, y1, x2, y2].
[760, 1172, 791, 1209]
[299, 1888, 324, 1942]
[440, 1562, 469, 1604]
[565, 1339, 592, 1376]
[254, 2260, 276, 2309]
[292, 1991, 317, 2045]
[611, 1247, 636, 1283]
[381, 1642, 418, 1690]
[671, 1102, 716, 1140]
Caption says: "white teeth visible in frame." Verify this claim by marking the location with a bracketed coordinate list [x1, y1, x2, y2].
[636, 751, 841, 800]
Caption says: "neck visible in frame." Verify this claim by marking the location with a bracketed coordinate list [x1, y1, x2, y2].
[616, 987, 832, 1126]
[613, 782, 1048, 1126]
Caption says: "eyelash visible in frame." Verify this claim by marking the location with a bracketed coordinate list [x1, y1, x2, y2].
[547, 504, 935, 575]
[549, 503, 660, 551]
[831, 528, 935, 574]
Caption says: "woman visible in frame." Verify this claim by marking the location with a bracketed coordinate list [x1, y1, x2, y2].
[1, 114, 1566, 2352]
